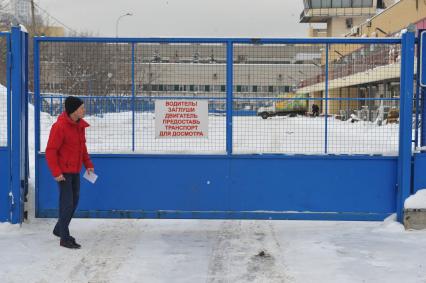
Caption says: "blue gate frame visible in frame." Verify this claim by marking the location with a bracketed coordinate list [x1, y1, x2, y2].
[34, 33, 416, 222]
[413, 30, 426, 206]
[0, 27, 29, 224]
[0, 31, 11, 223]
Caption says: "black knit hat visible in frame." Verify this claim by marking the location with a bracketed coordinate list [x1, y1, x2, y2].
[65, 96, 84, 115]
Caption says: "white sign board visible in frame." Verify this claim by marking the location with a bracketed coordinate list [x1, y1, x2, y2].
[155, 100, 208, 138]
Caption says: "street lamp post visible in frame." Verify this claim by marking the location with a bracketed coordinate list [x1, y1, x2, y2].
[115, 13, 133, 37]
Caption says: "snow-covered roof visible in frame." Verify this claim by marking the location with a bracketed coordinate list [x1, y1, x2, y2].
[296, 61, 417, 94]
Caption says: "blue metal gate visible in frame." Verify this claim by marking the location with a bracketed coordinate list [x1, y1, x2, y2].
[0, 27, 29, 224]
[34, 33, 416, 221]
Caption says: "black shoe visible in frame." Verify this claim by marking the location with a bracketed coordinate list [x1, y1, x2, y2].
[53, 229, 76, 243]
[60, 239, 81, 249]
[72, 240, 82, 249]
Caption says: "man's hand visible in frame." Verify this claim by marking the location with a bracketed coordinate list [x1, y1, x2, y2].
[87, 168, 95, 175]
[54, 174, 65, 182]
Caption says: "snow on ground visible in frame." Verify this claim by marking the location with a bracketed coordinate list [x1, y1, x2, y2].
[405, 189, 426, 209]
[1, 217, 426, 283]
[1, 100, 426, 282]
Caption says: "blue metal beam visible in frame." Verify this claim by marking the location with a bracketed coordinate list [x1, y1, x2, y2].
[397, 31, 415, 223]
[325, 44, 329, 154]
[33, 36, 41, 219]
[131, 43, 135, 152]
[226, 41, 233, 155]
[38, 95, 401, 102]
[10, 27, 25, 224]
[34, 37, 402, 45]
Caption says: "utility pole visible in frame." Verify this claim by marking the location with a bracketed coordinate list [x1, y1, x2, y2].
[30, 0, 36, 35]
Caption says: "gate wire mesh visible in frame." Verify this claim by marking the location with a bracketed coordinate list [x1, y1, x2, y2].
[38, 41, 227, 153]
[326, 43, 400, 154]
[37, 39, 403, 155]
[0, 35, 7, 147]
[233, 42, 401, 155]
[232, 44, 325, 154]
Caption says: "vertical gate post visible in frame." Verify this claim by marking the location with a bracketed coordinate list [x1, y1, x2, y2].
[24, 32, 29, 218]
[131, 43, 135, 152]
[414, 31, 422, 148]
[226, 41, 233, 155]
[420, 30, 426, 147]
[10, 26, 28, 224]
[33, 37, 41, 217]
[422, 85, 426, 146]
[397, 30, 415, 223]
[324, 44, 329, 154]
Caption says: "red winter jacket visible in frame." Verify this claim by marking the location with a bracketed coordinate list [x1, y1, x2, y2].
[46, 112, 94, 177]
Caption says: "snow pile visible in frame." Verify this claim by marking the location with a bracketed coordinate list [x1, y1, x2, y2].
[405, 189, 426, 209]
[372, 214, 405, 233]
[0, 222, 20, 233]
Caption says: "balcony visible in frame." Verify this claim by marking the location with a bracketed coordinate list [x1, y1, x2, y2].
[300, 7, 377, 23]
[296, 44, 401, 94]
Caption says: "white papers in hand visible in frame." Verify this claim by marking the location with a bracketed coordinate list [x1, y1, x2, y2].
[83, 171, 98, 184]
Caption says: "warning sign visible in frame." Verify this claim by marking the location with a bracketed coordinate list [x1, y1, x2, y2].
[155, 100, 208, 138]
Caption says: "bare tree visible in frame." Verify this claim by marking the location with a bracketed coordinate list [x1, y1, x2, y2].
[0, 1, 11, 87]
[48, 40, 119, 97]
[0, 1, 58, 90]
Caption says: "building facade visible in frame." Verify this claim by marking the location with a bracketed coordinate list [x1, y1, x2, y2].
[299, 0, 425, 119]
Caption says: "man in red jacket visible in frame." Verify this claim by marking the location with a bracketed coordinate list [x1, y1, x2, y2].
[46, 96, 94, 249]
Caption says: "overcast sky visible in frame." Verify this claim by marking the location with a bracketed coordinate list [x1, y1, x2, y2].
[37, 0, 310, 38]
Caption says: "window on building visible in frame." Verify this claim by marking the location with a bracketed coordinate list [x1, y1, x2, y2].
[332, 0, 343, 8]
[342, 0, 351, 7]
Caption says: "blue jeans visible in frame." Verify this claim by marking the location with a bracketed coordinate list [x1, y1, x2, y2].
[53, 173, 80, 241]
